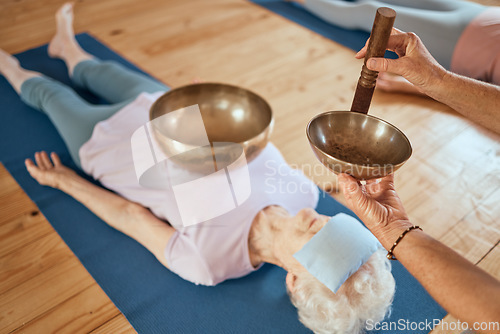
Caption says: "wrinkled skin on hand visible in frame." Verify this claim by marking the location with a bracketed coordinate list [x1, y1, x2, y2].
[338, 173, 413, 249]
[355, 28, 447, 93]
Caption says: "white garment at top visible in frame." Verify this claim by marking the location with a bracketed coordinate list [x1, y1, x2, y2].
[79, 92, 319, 285]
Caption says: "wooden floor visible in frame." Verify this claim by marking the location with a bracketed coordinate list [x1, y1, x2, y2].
[1, 0, 499, 333]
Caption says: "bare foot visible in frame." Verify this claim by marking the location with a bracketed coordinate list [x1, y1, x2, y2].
[376, 72, 427, 96]
[48, 2, 92, 75]
[0, 48, 41, 93]
[48, 2, 77, 59]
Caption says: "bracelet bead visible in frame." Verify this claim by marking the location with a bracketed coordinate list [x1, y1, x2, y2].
[386, 226, 422, 260]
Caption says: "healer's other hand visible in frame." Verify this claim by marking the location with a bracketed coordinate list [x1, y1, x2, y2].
[355, 28, 447, 94]
[25, 151, 76, 189]
[338, 173, 413, 250]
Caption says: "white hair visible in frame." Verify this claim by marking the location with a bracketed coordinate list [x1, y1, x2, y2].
[288, 249, 395, 334]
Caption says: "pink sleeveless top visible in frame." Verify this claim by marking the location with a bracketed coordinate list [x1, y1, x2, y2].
[451, 7, 500, 85]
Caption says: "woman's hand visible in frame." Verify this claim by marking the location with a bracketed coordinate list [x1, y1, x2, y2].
[25, 151, 77, 189]
[355, 28, 447, 93]
[338, 173, 413, 250]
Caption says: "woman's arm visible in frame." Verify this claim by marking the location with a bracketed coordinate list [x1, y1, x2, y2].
[338, 173, 500, 333]
[356, 29, 500, 134]
[25, 151, 175, 268]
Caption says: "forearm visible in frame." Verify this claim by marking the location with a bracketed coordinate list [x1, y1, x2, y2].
[393, 230, 500, 331]
[58, 174, 138, 233]
[57, 174, 174, 265]
[426, 71, 500, 134]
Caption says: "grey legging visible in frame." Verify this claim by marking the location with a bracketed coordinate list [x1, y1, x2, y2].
[20, 59, 168, 167]
[302, 0, 486, 69]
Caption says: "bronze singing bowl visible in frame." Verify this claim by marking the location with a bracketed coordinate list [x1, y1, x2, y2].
[306, 111, 412, 180]
[149, 83, 273, 171]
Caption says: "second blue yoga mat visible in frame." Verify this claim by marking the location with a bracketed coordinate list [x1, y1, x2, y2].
[0, 33, 444, 333]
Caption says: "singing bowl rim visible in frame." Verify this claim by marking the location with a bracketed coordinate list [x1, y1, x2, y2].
[306, 110, 412, 175]
[148, 82, 274, 146]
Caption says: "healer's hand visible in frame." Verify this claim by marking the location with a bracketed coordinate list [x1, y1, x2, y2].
[338, 173, 413, 250]
[25, 151, 76, 189]
[355, 28, 447, 94]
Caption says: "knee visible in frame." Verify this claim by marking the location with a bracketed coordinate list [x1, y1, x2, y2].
[38, 82, 74, 108]
[98, 60, 122, 73]
[25, 79, 86, 112]
[20, 77, 64, 111]
[73, 59, 119, 87]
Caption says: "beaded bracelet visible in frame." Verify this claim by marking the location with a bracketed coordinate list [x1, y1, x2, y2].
[386, 226, 422, 260]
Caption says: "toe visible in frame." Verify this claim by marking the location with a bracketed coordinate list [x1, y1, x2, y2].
[60, 2, 74, 16]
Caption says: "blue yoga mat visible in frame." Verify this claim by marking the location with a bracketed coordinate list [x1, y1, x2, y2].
[250, 0, 397, 58]
[0, 34, 444, 333]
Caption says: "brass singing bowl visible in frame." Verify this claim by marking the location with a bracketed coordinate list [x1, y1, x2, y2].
[149, 83, 273, 171]
[306, 111, 412, 180]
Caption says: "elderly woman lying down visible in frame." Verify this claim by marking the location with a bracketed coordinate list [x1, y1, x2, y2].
[0, 3, 394, 333]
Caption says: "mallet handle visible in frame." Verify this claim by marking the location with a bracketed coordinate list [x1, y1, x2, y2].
[350, 7, 396, 114]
